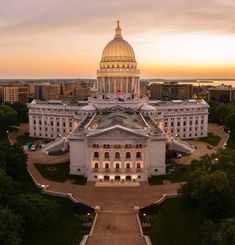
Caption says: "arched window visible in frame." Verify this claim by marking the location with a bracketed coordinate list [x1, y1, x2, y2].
[136, 152, 141, 159]
[126, 152, 131, 159]
[94, 163, 99, 168]
[104, 152, 110, 159]
[94, 152, 99, 158]
[115, 152, 120, 159]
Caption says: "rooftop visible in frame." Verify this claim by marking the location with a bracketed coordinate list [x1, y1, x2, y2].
[149, 99, 208, 106]
[89, 107, 147, 130]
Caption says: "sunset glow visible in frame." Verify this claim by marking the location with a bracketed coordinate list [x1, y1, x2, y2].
[1, 0, 235, 79]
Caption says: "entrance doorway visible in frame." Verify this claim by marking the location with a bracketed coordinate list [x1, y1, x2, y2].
[126, 176, 131, 181]
[104, 175, 110, 181]
[115, 176, 121, 181]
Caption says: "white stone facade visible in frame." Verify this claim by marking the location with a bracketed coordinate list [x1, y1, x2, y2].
[28, 22, 209, 182]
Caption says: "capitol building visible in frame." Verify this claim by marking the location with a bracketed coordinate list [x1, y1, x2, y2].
[28, 22, 209, 182]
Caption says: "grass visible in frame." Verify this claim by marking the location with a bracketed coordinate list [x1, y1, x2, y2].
[34, 162, 87, 185]
[16, 132, 39, 145]
[200, 132, 221, 146]
[148, 164, 190, 185]
[227, 134, 235, 149]
[142, 198, 205, 245]
[17, 169, 92, 245]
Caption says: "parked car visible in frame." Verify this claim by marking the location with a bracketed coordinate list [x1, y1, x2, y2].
[30, 145, 37, 151]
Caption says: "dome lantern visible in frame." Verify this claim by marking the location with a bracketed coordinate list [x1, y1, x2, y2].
[115, 20, 122, 38]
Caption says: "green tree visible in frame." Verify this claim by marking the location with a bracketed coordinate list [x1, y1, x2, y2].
[0, 104, 18, 135]
[0, 142, 27, 180]
[17, 193, 58, 228]
[0, 207, 23, 245]
[6, 102, 28, 123]
[0, 169, 19, 207]
[179, 169, 233, 220]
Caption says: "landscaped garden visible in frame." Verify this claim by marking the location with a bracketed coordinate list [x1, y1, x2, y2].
[34, 161, 87, 185]
[148, 164, 190, 185]
[140, 198, 205, 245]
[16, 132, 38, 145]
[200, 132, 221, 146]
[0, 141, 93, 245]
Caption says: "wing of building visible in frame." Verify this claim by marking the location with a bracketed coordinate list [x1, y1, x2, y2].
[28, 21, 209, 182]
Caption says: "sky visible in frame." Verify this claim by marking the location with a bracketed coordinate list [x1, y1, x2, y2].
[1, 0, 235, 79]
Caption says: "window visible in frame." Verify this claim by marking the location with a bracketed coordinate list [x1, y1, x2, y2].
[115, 152, 120, 159]
[94, 163, 99, 168]
[105, 163, 109, 169]
[125, 152, 131, 159]
[104, 152, 110, 159]
[116, 163, 120, 169]
[94, 152, 99, 158]
[126, 163, 130, 169]
[77, 168, 81, 172]
[155, 169, 158, 172]
[136, 163, 141, 169]
[136, 152, 141, 159]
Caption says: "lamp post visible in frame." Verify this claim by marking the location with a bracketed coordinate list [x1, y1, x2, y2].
[6, 130, 13, 145]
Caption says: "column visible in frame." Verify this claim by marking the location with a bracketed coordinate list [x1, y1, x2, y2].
[108, 77, 111, 94]
[114, 79, 116, 94]
[132, 148, 136, 174]
[99, 147, 103, 174]
[121, 147, 125, 173]
[110, 148, 114, 173]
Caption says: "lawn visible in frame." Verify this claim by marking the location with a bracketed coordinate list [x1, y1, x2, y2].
[34, 161, 87, 184]
[142, 198, 205, 245]
[16, 132, 39, 145]
[18, 169, 92, 245]
[148, 164, 190, 185]
[227, 134, 235, 149]
[200, 132, 221, 146]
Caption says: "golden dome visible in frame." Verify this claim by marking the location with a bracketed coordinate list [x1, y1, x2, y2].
[101, 21, 136, 62]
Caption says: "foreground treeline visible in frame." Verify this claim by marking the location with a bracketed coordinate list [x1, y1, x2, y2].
[180, 149, 235, 244]
[0, 142, 58, 245]
[209, 101, 235, 145]
[0, 142, 94, 245]
[0, 102, 28, 138]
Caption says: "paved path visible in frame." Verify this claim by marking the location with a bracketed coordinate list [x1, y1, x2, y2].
[176, 123, 229, 165]
[26, 150, 179, 245]
[87, 211, 145, 245]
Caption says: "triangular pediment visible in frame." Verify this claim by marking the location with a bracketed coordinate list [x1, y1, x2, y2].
[86, 125, 148, 139]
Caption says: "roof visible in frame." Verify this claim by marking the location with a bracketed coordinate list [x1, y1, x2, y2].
[89, 108, 147, 130]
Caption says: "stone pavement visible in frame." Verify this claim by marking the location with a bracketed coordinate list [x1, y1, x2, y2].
[26, 150, 180, 245]
[87, 211, 146, 245]
[176, 123, 229, 165]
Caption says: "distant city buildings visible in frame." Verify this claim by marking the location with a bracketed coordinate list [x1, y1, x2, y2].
[150, 82, 193, 100]
[0, 84, 28, 104]
[208, 85, 235, 102]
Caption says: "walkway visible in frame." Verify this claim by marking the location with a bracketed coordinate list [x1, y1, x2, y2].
[176, 123, 229, 165]
[26, 150, 180, 245]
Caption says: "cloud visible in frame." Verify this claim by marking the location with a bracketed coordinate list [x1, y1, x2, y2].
[0, 0, 235, 37]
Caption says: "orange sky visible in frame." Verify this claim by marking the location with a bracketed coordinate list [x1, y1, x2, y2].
[1, 0, 235, 79]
